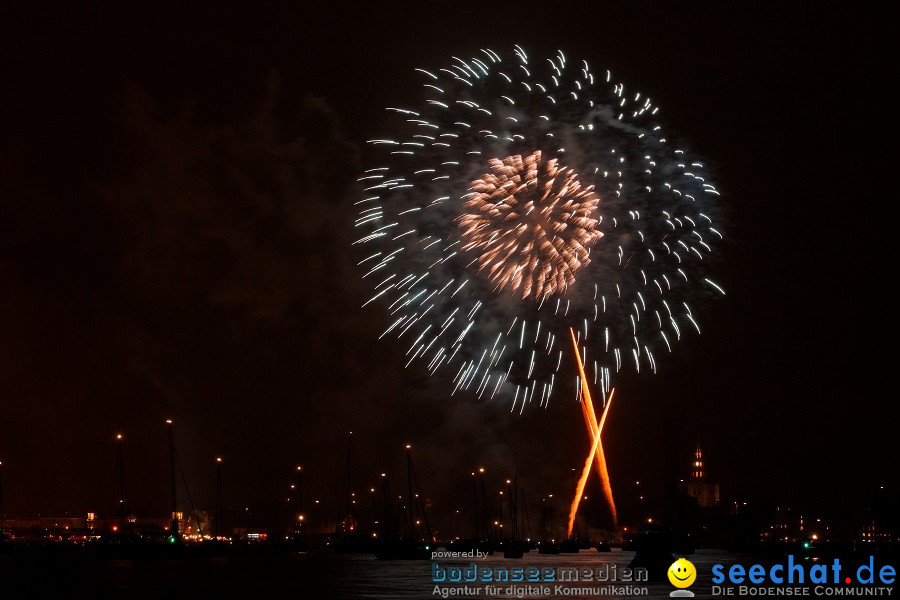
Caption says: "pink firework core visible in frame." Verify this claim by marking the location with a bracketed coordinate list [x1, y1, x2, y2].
[458, 150, 603, 299]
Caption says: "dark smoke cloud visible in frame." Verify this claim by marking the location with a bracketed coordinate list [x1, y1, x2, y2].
[0, 71, 586, 526]
[0, 73, 414, 513]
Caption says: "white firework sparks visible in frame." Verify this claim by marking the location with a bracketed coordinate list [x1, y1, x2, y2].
[355, 46, 725, 411]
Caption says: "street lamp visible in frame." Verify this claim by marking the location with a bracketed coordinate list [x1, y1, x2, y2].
[165, 420, 178, 537]
[405, 444, 414, 539]
[116, 434, 128, 535]
[294, 466, 303, 534]
[215, 457, 223, 540]
[370, 487, 377, 537]
[0, 459, 4, 539]
[478, 468, 490, 540]
[380, 473, 390, 539]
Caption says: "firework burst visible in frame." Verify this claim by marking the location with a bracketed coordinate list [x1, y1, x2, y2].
[459, 150, 602, 299]
[356, 46, 724, 412]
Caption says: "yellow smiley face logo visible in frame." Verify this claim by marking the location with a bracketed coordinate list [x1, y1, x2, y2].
[668, 558, 697, 588]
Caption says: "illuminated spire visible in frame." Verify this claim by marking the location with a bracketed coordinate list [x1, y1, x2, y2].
[692, 444, 704, 480]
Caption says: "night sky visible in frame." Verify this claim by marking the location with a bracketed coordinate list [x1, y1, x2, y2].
[1, 4, 895, 528]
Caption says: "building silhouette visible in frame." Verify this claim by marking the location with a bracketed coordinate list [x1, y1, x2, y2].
[680, 444, 719, 509]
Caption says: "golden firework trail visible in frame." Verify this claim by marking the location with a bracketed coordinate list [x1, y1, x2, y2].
[567, 327, 617, 538]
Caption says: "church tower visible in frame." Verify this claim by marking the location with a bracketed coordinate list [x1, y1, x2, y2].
[682, 443, 719, 508]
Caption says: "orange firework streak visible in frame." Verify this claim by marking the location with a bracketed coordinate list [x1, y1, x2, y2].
[566, 328, 617, 538]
